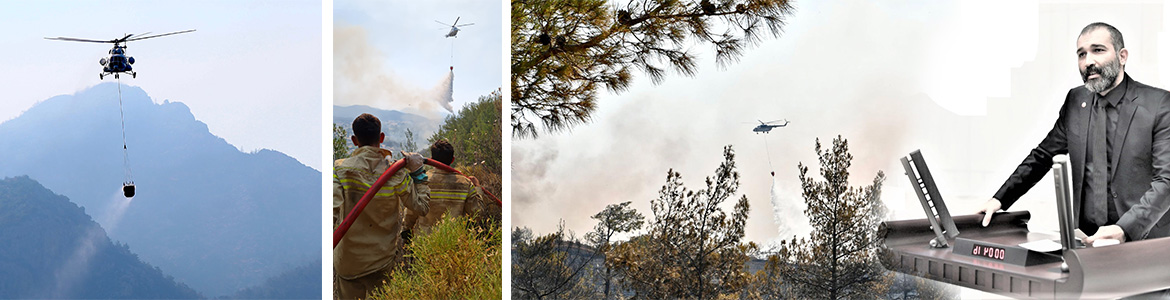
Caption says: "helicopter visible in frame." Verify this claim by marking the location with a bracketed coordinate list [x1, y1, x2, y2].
[753, 119, 790, 134]
[435, 17, 474, 38]
[746, 119, 790, 176]
[46, 29, 195, 80]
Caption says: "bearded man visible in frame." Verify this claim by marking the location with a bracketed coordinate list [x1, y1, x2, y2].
[977, 22, 1170, 244]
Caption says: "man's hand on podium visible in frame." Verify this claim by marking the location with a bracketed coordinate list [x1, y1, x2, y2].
[977, 198, 1003, 227]
[1086, 225, 1127, 245]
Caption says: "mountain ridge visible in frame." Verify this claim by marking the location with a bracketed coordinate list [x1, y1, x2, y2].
[0, 82, 320, 297]
[333, 104, 442, 151]
[0, 175, 202, 299]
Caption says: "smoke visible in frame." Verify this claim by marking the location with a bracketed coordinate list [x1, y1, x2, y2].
[334, 24, 454, 115]
[511, 96, 700, 231]
[510, 1, 942, 243]
[51, 190, 132, 297]
[511, 140, 560, 207]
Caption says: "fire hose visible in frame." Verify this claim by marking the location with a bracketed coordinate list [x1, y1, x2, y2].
[333, 158, 501, 248]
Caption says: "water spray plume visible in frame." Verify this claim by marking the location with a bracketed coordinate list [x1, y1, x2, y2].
[51, 190, 134, 297]
[770, 176, 810, 242]
[436, 68, 455, 113]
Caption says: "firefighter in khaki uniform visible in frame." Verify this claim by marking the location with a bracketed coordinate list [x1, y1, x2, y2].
[405, 139, 484, 235]
[333, 114, 430, 300]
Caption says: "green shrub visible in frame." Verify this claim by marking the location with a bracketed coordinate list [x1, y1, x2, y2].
[368, 216, 502, 299]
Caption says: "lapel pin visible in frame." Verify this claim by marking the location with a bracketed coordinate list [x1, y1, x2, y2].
[1082, 102, 1087, 108]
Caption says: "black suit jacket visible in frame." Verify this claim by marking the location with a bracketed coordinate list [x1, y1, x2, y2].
[995, 74, 1170, 241]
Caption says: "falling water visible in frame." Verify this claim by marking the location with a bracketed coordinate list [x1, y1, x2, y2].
[435, 68, 455, 113]
[770, 176, 811, 243]
[50, 190, 133, 297]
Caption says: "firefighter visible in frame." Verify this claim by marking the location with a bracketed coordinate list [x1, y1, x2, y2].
[333, 113, 429, 300]
[405, 139, 484, 236]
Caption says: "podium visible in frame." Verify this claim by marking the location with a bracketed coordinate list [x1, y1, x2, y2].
[880, 151, 1170, 299]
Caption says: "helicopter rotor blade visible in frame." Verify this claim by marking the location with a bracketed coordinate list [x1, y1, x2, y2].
[457, 23, 475, 27]
[128, 32, 152, 39]
[44, 36, 115, 43]
[126, 29, 195, 42]
[435, 20, 452, 27]
[113, 32, 149, 44]
[453, 16, 460, 26]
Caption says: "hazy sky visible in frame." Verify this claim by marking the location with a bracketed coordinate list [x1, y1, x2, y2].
[512, 1, 1170, 297]
[0, 0, 322, 170]
[333, 0, 503, 119]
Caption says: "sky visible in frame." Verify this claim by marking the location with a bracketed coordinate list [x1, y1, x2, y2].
[0, 0, 322, 170]
[510, 1, 1170, 298]
[333, 0, 503, 120]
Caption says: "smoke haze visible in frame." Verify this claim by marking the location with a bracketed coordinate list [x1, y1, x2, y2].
[334, 25, 455, 116]
[512, 0, 940, 244]
[511, 1, 1170, 253]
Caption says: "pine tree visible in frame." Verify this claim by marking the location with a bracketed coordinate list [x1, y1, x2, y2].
[511, 0, 797, 138]
[332, 124, 351, 160]
[403, 128, 417, 153]
[584, 201, 644, 299]
[512, 225, 599, 299]
[609, 145, 755, 299]
[769, 136, 888, 299]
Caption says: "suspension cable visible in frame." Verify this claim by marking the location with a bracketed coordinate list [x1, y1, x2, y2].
[117, 79, 133, 184]
[764, 133, 774, 173]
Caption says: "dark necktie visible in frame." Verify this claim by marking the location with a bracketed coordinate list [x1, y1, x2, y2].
[1088, 96, 1109, 225]
[1105, 99, 1120, 222]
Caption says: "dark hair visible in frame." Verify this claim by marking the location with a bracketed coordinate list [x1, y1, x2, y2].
[430, 139, 455, 166]
[1081, 22, 1125, 52]
[351, 113, 381, 147]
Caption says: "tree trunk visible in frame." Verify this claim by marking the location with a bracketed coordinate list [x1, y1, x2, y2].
[604, 264, 611, 299]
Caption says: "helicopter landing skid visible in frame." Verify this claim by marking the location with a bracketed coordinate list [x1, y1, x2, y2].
[101, 71, 136, 80]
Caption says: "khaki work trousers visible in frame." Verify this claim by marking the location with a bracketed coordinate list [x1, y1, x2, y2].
[333, 265, 392, 300]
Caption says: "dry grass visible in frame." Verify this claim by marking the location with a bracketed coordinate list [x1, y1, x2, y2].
[367, 216, 501, 299]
